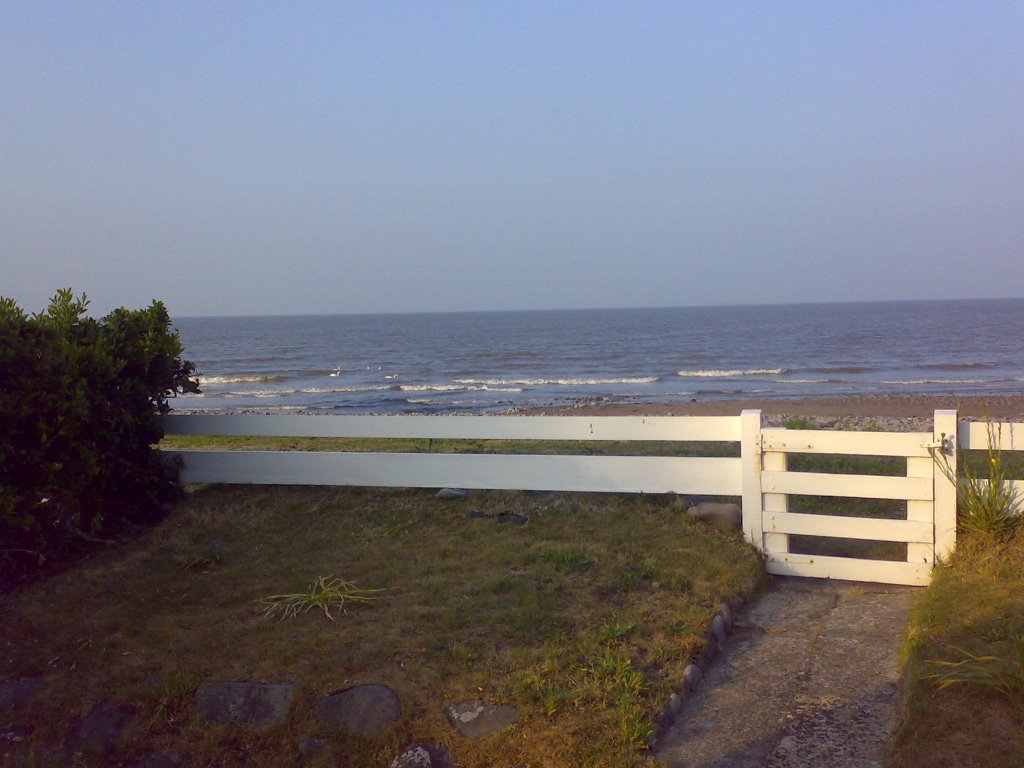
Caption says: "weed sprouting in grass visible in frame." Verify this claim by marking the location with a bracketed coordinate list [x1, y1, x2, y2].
[926, 632, 1024, 711]
[597, 617, 637, 642]
[933, 419, 1022, 537]
[259, 575, 386, 622]
[183, 540, 225, 571]
[146, 671, 203, 725]
[538, 546, 596, 571]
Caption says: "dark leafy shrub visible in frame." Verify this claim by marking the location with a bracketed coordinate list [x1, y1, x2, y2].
[0, 289, 199, 585]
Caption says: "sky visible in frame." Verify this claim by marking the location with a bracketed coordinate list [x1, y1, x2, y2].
[2, 2, 1023, 317]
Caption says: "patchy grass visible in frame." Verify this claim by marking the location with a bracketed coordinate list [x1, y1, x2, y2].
[0, 485, 763, 767]
[159, 433, 740, 458]
[889, 530, 1024, 767]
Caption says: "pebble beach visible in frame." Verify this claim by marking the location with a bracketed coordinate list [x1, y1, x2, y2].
[517, 393, 1024, 432]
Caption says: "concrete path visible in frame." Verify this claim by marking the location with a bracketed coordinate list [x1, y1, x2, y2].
[654, 578, 913, 768]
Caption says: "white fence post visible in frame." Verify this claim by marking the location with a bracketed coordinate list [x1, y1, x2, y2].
[740, 409, 763, 551]
[762, 444, 789, 557]
[906, 455, 934, 568]
[934, 409, 958, 560]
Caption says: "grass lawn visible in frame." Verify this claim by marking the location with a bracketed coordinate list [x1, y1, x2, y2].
[0, 484, 764, 767]
[889, 529, 1024, 766]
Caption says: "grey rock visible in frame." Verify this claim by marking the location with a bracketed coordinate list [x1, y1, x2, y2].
[436, 488, 469, 500]
[390, 743, 454, 767]
[696, 633, 719, 670]
[466, 510, 490, 519]
[195, 682, 295, 731]
[313, 684, 400, 736]
[496, 512, 528, 525]
[711, 614, 728, 643]
[65, 699, 133, 757]
[0, 679, 42, 714]
[297, 736, 325, 755]
[131, 750, 182, 768]
[654, 708, 674, 729]
[720, 602, 733, 632]
[443, 700, 520, 739]
[687, 502, 742, 531]
[668, 693, 683, 715]
[682, 664, 703, 692]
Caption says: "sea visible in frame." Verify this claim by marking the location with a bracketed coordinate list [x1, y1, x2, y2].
[170, 299, 1024, 415]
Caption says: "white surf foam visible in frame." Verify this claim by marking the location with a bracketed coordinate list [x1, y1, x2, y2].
[452, 377, 659, 386]
[676, 368, 786, 378]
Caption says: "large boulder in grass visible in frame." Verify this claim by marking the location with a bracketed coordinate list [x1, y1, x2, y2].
[312, 684, 401, 735]
[687, 502, 742, 531]
[444, 700, 520, 738]
[64, 700, 133, 758]
[195, 682, 295, 731]
[391, 743, 454, 768]
[436, 488, 470, 500]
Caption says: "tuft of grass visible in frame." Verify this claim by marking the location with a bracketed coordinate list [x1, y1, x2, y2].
[538, 546, 596, 572]
[926, 633, 1024, 711]
[597, 617, 637, 642]
[146, 671, 204, 726]
[259, 575, 386, 622]
[183, 540, 225, 571]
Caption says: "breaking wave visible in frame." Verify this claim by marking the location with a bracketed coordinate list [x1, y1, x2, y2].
[677, 368, 786, 378]
[398, 384, 524, 393]
[453, 377, 659, 386]
[199, 374, 290, 385]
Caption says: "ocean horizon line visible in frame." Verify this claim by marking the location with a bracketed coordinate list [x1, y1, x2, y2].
[174, 295, 1024, 321]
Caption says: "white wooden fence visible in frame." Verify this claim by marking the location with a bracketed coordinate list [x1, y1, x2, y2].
[162, 413, 744, 495]
[162, 410, 1024, 587]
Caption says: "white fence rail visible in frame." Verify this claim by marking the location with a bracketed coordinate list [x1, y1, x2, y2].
[162, 413, 745, 495]
[161, 410, 1024, 587]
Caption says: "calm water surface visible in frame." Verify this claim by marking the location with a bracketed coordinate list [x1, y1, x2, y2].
[171, 299, 1024, 414]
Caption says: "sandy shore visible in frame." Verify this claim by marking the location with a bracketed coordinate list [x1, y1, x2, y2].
[514, 394, 1024, 429]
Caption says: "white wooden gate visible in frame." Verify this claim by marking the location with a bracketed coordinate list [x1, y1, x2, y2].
[740, 409, 958, 587]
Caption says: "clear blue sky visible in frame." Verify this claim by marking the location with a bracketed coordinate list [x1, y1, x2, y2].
[2, 2, 1022, 317]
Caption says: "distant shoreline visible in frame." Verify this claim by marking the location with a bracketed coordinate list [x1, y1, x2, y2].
[512, 393, 1024, 424]
[169, 393, 1024, 429]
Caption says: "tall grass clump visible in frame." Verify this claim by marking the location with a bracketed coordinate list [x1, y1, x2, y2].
[260, 575, 386, 621]
[927, 631, 1024, 712]
[934, 419, 1022, 537]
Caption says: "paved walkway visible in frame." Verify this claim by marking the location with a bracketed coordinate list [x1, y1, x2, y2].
[654, 578, 913, 768]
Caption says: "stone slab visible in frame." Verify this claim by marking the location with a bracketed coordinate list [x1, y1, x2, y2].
[443, 700, 520, 739]
[312, 684, 401, 736]
[195, 682, 295, 731]
[654, 578, 912, 768]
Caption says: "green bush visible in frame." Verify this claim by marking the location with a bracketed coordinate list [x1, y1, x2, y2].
[0, 289, 199, 585]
